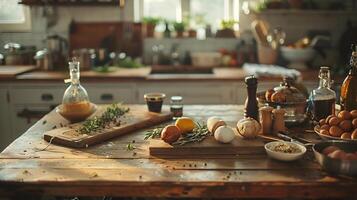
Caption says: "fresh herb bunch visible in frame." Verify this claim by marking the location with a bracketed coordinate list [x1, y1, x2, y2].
[144, 126, 164, 140]
[173, 123, 210, 146]
[77, 104, 129, 134]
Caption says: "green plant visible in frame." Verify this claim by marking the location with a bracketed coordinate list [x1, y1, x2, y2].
[220, 20, 238, 29]
[173, 22, 186, 32]
[142, 17, 161, 26]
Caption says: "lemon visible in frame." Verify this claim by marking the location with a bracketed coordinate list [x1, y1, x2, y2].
[175, 117, 196, 133]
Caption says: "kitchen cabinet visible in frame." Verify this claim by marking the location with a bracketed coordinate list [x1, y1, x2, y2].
[8, 83, 64, 138]
[0, 86, 12, 151]
[137, 82, 237, 104]
[84, 83, 136, 104]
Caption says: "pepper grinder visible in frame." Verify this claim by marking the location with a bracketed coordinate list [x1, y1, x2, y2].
[272, 107, 286, 133]
[244, 76, 259, 121]
[259, 105, 273, 135]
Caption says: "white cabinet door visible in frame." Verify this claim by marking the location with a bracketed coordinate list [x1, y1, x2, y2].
[11, 105, 55, 139]
[9, 84, 63, 139]
[85, 83, 136, 104]
[0, 87, 12, 151]
[137, 82, 236, 104]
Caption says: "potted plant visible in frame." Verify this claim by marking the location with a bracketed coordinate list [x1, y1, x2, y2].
[142, 17, 161, 38]
[173, 22, 186, 38]
[216, 20, 237, 38]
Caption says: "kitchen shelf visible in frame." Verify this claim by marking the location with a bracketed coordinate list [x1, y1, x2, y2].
[252, 9, 357, 16]
[19, 0, 120, 6]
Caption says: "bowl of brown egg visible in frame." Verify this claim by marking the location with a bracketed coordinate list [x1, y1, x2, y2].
[315, 110, 357, 141]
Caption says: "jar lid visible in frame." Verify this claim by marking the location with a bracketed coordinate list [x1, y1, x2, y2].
[171, 96, 183, 101]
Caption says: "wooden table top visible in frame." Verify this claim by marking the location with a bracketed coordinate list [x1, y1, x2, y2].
[0, 105, 356, 199]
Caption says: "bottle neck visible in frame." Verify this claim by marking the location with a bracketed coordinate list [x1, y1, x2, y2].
[318, 77, 330, 89]
[247, 85, 257, 98]
[350, 51, 357, 75]
[69, 61, 80, 85]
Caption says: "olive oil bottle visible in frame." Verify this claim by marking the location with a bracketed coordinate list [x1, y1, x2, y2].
[340, 45, 357, 111]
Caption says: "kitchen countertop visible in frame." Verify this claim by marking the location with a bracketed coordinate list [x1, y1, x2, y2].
[0, 66, 326, 83]
[0, 104, 355, 199]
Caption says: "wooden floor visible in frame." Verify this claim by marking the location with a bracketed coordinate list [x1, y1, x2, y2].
[0, 105, 356, 199]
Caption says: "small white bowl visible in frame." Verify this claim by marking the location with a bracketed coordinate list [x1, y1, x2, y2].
[265, 141, 306, 162]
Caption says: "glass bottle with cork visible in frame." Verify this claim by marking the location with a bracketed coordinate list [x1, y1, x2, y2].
[340, 45, 357, 111]
[60, 58, 93, 122]
[309, 66, 336, 121]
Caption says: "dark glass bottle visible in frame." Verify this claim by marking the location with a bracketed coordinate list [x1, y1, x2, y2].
[309, 66, 336, 121]
[340, 46, 357, 111]
[244, 76, 259, 121]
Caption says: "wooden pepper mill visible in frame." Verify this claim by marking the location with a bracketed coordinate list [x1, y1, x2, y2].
[272, 107, 286, 133]
[244, 76, 259, 121]
[259, 105, 273, 135]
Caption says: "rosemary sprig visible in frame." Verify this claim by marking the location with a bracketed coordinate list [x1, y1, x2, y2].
[144, 126, 164, 140]
[172, 123, 210, 146]
[77, 104, 129, 134]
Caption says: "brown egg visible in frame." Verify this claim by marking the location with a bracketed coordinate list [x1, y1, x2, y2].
[325, 115, 335, 124]
[352, 118, 357, 129]
[352, 129, 357, 140]
[265, 89, 274, 102]
[329, 116, 341, 126]
[341, 132, 352, 140]
[161, 125, 181, 144]
[339, 120, 352, 131]
[350, 110, 357, 119]
[320, 124, 330, 131]
[271, 91, 286, 103]
[320, 129, 329, 136]
[328, 150, 347, 159]
[329, 126, 343, 137]
[322, 146, 340, 155]
[338, 110, 352, 120]
[319, 119, 326, 126]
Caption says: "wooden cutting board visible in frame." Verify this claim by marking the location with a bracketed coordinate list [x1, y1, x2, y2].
[149, 129, 266, 157]
[44, 105, 173, 148]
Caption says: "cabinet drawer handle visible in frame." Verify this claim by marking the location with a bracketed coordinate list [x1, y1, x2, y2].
[100, 94, 114, 101]
[41, 93, 54, 101]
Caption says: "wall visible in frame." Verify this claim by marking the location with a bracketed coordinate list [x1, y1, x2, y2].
[1, 0, 357, 66]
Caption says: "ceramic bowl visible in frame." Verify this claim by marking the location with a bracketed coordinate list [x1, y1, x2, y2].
[265, 141, 306, 161]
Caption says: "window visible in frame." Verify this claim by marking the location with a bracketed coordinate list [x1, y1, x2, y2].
[189, 0, 227, 31]
[0, 0, 31, 32]
[135, 0, 240, 32]
[143, 0, 181, 21]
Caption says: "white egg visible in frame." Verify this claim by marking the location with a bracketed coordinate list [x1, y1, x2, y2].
[214, 126, 236, 143]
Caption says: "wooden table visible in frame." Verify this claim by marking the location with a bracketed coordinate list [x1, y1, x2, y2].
[0, 105, 356, 199]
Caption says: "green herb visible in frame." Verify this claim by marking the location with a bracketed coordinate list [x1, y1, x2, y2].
[144, 126, 164, 140]
[77, 104, 129, 134]
[142, 17, 161, 25]
[172, 123, 210, 146]
[126, 143, 136, 151]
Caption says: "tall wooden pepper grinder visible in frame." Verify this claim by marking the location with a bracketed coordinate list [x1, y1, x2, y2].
[244, 76, 259, 121]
